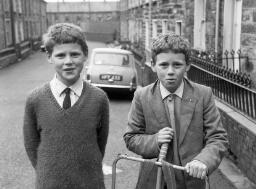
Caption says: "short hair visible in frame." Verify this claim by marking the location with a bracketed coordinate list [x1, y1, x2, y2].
[151, 33, 191, 65]
[43, 23, 88, 56]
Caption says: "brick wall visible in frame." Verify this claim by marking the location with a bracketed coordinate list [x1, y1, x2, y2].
[241, 0, 256, 88]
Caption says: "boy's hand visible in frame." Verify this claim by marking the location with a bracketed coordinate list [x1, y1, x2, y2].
[157, 127, 174, 146]
[185, 160, 208, 179]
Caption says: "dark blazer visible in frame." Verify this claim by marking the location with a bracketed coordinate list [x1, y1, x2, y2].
[124, 78, 228, 189]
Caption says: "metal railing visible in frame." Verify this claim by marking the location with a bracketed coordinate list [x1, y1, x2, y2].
[129, 44, 256, 120]
[188, 50, 256, 120]
[193, 49, 249, 72]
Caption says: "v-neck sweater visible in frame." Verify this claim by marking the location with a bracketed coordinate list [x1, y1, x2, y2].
[23, 82, 109, 189]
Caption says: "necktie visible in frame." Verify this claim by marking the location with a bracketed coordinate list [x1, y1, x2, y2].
[167, 94, 180, 142]
[167, 94, 175, 129]
[62, 88, 71, 109]
[166, 95, 185, 188]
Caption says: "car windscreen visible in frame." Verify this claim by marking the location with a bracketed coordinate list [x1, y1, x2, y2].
[94, 53, 130, 66]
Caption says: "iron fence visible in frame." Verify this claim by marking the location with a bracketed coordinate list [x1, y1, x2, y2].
[188, 51, 256, 120]
[190, 49, 252, 88]
[192, 49, 249, 72]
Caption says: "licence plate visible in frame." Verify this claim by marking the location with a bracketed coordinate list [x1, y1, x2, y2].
[100, 74, 122, 81]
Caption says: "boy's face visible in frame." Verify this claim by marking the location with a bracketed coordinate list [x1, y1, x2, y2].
[48, 43, 87, 86]
[152, 50, 190, 93]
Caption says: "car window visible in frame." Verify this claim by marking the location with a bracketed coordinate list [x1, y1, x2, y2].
[94, 53, 130, 66]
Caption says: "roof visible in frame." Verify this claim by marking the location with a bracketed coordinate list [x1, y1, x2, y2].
[47, 2, 120, 12]
[92, 48, 133, 54]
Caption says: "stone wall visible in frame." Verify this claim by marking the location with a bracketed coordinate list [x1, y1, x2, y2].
[184, 0, 194, 45]
[0, 53, 17, 69]
[241, 0, 256, 88]
[218, 101, 256, 184]
[205, 1, 216, 51]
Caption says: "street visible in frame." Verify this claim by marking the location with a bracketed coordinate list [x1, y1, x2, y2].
[0, 41, 139, 189]
[0, 41, 237, 189]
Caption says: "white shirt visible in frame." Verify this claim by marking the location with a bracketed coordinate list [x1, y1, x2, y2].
[159, 80, 184, 101]
[50, 75, 83, 108]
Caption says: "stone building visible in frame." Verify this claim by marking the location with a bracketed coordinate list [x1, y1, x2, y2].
[0, 0, 47, 68]
[46, 1, 120, 42]
[120, 0, 256, 88]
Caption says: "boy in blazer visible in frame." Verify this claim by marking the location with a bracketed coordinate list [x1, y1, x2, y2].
[123, 34, 228, 189]
[23, 23, 109, 189]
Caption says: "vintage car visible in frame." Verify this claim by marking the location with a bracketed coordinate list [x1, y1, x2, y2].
[85, 48, 138, 92]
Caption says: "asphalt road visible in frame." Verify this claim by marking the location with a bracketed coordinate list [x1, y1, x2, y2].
[0, 41, 139, 189]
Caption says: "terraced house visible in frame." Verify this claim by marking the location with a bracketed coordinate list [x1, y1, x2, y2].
[120, 0, 256, 89]
[0, 0, 47, 68]
[46, 1, 120, 43]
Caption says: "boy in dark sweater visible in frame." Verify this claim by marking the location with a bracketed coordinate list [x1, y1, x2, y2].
[23, 23, 109, 189]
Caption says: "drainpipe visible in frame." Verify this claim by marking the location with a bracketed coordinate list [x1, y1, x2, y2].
[149, 0, 152, 50]
[215, 0, 220, 55]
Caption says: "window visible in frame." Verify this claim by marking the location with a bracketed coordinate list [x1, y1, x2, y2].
[157, 20, 162, 35]
[18, 0, 22, 13]
[24, 21, 29, 40]
[3, 0, 10, 12]
[54, 14, 59, 22]
[28, 21, 32, 37]
[167, 21, 175, 33]
[13, 0, 16, 12]
[19, 21, 24, 41]
[162, 20, 167, 34]
[5, 19, 12, 46]
[65, 16, 70, 22]
[138, 20, 143, 42]
[15, 21, 19, 43]
[175, 20, 182, 36]
[128, 20, 135, 43]
[94, 53, 130, 67]
[152, 20, 157, 39]
[145, 20, 150, 50]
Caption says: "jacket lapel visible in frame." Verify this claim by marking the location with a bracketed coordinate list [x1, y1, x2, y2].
[150, 81, 171, 129]
[179, 79, 198, 145]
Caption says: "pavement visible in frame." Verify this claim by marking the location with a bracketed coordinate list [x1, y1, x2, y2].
[217, 157, 256, 189]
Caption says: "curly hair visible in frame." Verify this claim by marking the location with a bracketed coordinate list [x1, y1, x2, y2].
[151, 33, 191, 65]
[43, 23, 88, 56]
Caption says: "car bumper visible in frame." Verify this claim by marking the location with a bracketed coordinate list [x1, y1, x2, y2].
[89, 82, 137, 91]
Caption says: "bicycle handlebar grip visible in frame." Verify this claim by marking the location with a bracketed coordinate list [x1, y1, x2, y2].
[158, 143, 169, 161]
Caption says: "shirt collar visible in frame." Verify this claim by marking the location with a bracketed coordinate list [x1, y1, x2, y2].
[160, 80, 184, 100]
[51, 75, 83, 97]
